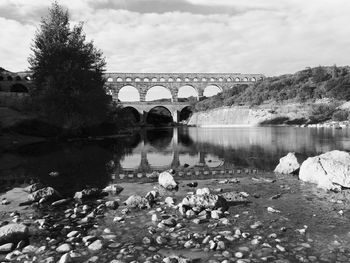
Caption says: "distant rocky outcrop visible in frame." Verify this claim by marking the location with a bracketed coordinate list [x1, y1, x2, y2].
[299, 150, 350, 190]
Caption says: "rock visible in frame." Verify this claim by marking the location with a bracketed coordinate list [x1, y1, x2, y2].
[220, 191, 248, 204]
[24, 183, 44, 193]
[0, 243, 13, 253]
[0, 224, 28, 245]
[58, 253, 72, 263]
[158, 171, 177, 190]
[164, 197, 175, 206]
[299, 150, 350, 190]
[22, 245, 38, 253]
[28, 187, 60, 202]
[1, 199, 10, 205]
[124, 195, 150, 209]
[88, 240, 103, 251]
[52, 199, 70, 206]
[267, 207, 281, 213]
[74, 188, 102, 199]
[181, 194, 228, 210]
[274, 152, 302, 174]
[105, 201, 119, 210]
[187, 182, 198, 187]
[196, 188, 210, 195]
[66, 231, 79, 238]
[161, 217, 177, 227]
[56, 243, 72, 253]
[102, 184, 124, 195]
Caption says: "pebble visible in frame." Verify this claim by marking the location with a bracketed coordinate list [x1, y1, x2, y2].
[0, 243, 13, 253]
[56, 244, 72, 253]
[88, 240, 103, 251]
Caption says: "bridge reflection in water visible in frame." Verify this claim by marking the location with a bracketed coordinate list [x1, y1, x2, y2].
[109, 128, 259, 182]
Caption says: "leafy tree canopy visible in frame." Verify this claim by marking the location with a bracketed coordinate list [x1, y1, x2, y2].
[28, 2, 110, 133]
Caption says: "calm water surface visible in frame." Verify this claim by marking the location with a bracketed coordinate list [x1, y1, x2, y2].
[1, 126, 350, 194]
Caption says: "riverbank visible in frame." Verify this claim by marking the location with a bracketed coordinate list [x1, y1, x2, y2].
[0, 171, 350, 262]
[188, 100, 350, 127]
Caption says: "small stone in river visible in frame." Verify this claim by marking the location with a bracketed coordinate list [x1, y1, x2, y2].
[267, 207, 281, 213]
[187, 182, 198, 187]
[0, 243, 13, 253]
[235, 252, 244, 258]
[1, 199, 10, 205]
[88, 240, 103, 251]
[113, 216, 124, 222]
[56, 243, 72, 253]
[250, 221, 262, 229]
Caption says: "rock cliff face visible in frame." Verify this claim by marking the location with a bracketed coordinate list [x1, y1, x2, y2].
[187, 106, 274, 126]
[187, 104, 310, 126]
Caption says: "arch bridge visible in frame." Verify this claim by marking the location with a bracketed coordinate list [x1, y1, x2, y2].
[104, 72, 265, 102]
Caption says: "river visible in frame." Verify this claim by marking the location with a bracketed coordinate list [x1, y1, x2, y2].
[2, 126, 350, 194]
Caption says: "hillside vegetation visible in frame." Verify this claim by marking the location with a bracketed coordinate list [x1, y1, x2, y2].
[196, 65, 350, 110]
[193, 66, 350, 123]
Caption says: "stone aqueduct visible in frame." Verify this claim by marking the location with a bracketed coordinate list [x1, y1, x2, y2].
[0, 71, 265, 123]
[104, 72, 265, 102]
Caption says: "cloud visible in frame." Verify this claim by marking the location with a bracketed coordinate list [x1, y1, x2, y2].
[1, 0, 350, 76]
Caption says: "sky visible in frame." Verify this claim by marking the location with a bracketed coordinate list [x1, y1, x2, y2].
[1, 0, 350, 78]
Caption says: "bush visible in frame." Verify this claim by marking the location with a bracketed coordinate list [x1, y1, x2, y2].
[309, 103, 339, 123]
[332, 110, 349, 121]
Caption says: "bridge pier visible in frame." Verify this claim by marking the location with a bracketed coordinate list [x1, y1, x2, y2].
[172, 110, 179, 123]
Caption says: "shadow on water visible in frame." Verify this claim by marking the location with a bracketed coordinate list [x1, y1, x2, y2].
[2, 126, 350, 194]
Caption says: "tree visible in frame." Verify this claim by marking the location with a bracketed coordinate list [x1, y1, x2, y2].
[28, 2, 110, 134]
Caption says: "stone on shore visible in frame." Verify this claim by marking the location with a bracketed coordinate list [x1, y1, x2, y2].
[124, 195, 150, 209]
[102, 184, 124, 195]
[299, 150, 350, 190]
[0, 224, 29, 245]
[28, 187, 60, 202]
[181, 193, 227, 210]
[24, 183, 44, 193]
[0, 243, 14, 253]
[220, 191, 249, 203]
[158, 171, 177, 190]
[74, 188, 102, 199]
[274, 152, 302, 174]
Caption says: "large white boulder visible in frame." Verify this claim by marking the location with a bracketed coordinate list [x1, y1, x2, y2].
[299, 150, 350, 190]
[274, 152, 301, 174]
[158, 171, 177, 190]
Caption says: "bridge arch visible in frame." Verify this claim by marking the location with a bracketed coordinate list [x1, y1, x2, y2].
[145, 85, 173, 102]
[121, 106, 141, 123]
[203, 84, 222, 97]
[117, 85, 140, 102]
[178, 85, 199, 101]
[146, 105, 174, 125]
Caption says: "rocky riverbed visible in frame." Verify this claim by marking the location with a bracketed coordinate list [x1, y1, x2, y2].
[1, 171, 350, 263]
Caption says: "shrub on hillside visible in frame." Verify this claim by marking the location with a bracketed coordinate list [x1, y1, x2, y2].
[309, 103, 339, 123]
[332, 110, 349, 121]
